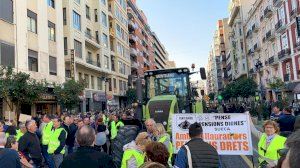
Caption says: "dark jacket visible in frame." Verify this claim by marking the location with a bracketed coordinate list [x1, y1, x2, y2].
[175, 138, 219, 168]
[63, 123, 77, 147]
[277, 114, 296, 132]
[60, 146, 115, 168]
[294, 115, 300, 131]
[18, 131, 42, 160]
[0, 148, 21, 168]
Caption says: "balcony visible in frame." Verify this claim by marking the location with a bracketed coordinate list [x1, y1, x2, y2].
[144, 58, 150, 65]
[109, 28, 115, 37]
[290, 8, 297, 19]
[131, 61, 138, 69]
[247, 48, 254, 55]
[265, 30, 275, 41]
[254, 43, 261, 52]
[129, 34, 138, 43]
[86, 58, 101, 68]
[249, 68, 254, 74]
[264, 6, 273, 18]
[252, 24, 259, 33]
[246, 30, 252, 39]
[128, 20, 137, 32]
[85, 31, 101, 49]
[275, 20, 286, 33]
[273, 0, 283, 8]
[278, 48, 291, 60]
[130, 48, 138, 57]
[268, 56, 275, 64]
[294, 41, 300, 51]
[284, 74, 290, 82]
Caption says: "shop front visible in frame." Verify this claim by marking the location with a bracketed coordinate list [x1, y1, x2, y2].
[32, 93, 59, 116]
[79, 90, 107, 113]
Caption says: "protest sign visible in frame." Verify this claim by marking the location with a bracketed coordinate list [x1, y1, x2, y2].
[172, 113, 253, 155]
[19, 113, 32, 123]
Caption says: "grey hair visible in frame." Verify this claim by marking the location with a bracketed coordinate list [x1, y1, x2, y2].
[0, 132, 7, 145]
[25, 120, 36, 129]
[76, 125, 95, 147]
[145, 118, 156, 125]
[19, 122, 25, 128]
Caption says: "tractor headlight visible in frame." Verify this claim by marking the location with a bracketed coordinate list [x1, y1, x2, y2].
[178, 69, 182, 73]
[149, 72, 153, 75]
[183, 69, 188, 72]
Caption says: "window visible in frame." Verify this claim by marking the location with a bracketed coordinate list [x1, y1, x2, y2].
[286, 62, 291, 74]
[64, 37, 68, 55]
[74, 40, 82, 58]
[118, 61, 125, 74]
[101, 12, 107, 27]
[84, 74, 89, 88]
[63, 8, 67, 25]
[91, 76, 95, 89]
[74, 0, 80, 4]
[295, 28, 300, 42]
[49, 56, 57, 75]
[102, 33, 108, 48]
[292, 0, 297, 10]
[101, 0, 106, 5]
[95, 31, 99, 43]
[48, 21, 55, 41]
[97, 77, 103, 90]
[94, 9, 98, 22]
[119, 79, 122, 92]
[279, 6, 285, 23]
[281, 33, 288, 49]
[104, 55, 109, 69]
[0, 42, 15, 67]
[27, 10, 37, 33]
[86, 5, 90, 20]
[78, 72, 83, 81]
[73, 11, 81, 30]
[28, 49, 38, 72]
[47, 0, 55, 8]
[108, 78, 112, 91]
[111, 56, 115, 71]
[113, 78, 117, 90]
[97, 54, 101, 67]
[86, 28, 91, 38]
[0, 0, 13, 23]
[87, 51, 92, 62]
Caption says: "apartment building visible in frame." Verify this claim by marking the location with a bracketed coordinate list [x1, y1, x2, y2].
[127, 0, 155, 81]
[207, 49, 218, 94]
[152, 32, 169, 69]
[227, 0, 255, 82]
[0, 0, 65, 118]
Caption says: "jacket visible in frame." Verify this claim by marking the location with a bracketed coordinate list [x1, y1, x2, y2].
[174, 138, 219, 168]
[18, 131, 42, 160]
[63, 123, 77, 147]
[122, 141, 144, 168]
[60, 146, 115, 168]
[0, 148, 21, 168]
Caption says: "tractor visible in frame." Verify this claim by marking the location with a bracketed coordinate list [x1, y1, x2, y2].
[111, 67, 207, 167]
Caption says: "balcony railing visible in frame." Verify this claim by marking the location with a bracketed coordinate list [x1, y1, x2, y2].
[264, 6, 273, 18]
[86, 58, 101, 68]
[275, 20, 286, 33]
[131, 61, 138, 69]
[130, 48, 138, 56]
[273, 0, 283, 8]
[290, 8, 297, 19]
[284, 74, 290, 82]
[252, 24, 259, 33]
[129, 34, 138, 43]
[85, 31, 100, 44]
[278, 48, 291, 60]
[268, 56, 275, 64]
[266, 30, 275, 41]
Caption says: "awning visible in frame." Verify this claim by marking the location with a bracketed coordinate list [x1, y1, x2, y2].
[285, 82, 300, 92]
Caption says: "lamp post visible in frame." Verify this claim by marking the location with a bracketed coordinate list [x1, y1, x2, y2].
[255, 59, 263, 121]
[101, 77, 109, 112]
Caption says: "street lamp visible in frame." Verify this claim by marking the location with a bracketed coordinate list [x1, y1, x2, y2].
[255, 59, 263, 121]
[101, 77, 109, 112]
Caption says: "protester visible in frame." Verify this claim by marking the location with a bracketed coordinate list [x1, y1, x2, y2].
[16, 123, 26, 141]
[47, 117, 67, 168]
[5, 122, 17, 137]
[83, 116, 90, 126]
[145, 118, 156, 141]
[143, 142, 169, 167]
[110, 114, 124, 140]
[41, 114, 53, 167]
[63, 115, 77, 154]
[5, 135, 33, 168]
[174, 122, 219, 168]
[95, 117, 109, 153]
[250, 119, 286, 167]
[277, 107, 296, 137]
[0, 132, 21, 168]
[18, 120, 43, 167]
[121, 132, 151, 168]
[279, 130, 300, 168]
[60, 125, 115, 168]
[270, 105, 283, 121]
[77, 119, 84, 129]
[154, 123, 173, 165]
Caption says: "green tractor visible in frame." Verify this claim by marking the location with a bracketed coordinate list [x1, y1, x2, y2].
[111, 67, 206, 167]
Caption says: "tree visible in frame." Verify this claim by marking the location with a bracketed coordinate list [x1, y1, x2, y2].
[208, 93, 215, 101]
[221, 78, 257, 100]
[0, 66, 47, 119]
[126, 88, 137, 105]
[53, 79, 85, 112]
[268, 77, 285, 91]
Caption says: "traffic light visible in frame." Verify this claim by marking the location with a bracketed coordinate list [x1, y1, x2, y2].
[200, 90, 205, 96]
[200, 68, 206, 80]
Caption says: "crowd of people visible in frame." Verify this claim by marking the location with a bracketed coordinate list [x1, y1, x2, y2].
[0, 104, 299, 168]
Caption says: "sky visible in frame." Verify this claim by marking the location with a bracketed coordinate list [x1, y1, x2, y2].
[137, 0, 229, 78]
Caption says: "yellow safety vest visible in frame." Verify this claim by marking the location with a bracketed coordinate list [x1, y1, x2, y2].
[121, 149, 144, 168]
[111, 121, 124, 140]
[42, 121, 54, 145]
[16, 129, 24, 141]
[258, 133, 286, 163]
[158, 134, 173, 166]
[47, 128, 67, 154]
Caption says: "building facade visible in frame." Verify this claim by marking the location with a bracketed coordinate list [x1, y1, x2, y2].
[151, 32, 169, 69]
[0, 0, 65, 119]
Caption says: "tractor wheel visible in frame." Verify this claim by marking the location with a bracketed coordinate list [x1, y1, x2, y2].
[111, 125, 139, 167]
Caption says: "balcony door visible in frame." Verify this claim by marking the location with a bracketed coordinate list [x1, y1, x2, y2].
[279, 6, 285, 24]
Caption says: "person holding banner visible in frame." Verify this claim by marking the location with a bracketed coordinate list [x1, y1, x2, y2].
[249, 118, 286, 167]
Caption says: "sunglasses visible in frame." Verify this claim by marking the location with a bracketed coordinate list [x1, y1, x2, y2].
[277, 148, 289, 157]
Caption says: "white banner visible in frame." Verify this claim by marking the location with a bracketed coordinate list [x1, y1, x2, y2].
[172, 113, 253, 155]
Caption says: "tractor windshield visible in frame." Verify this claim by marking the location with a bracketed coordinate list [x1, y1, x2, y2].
[145, 72, 189, 112]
